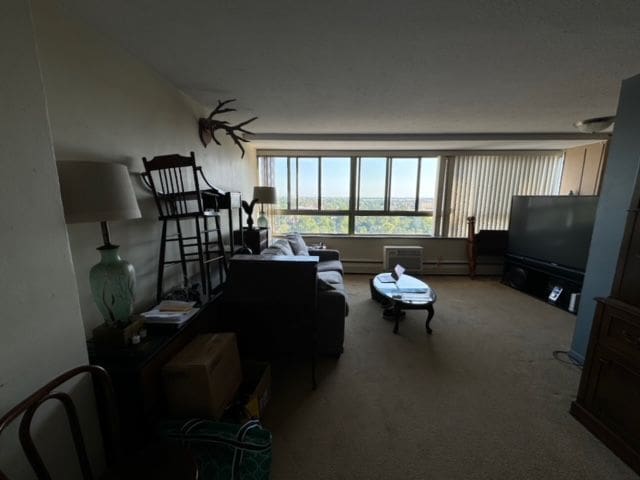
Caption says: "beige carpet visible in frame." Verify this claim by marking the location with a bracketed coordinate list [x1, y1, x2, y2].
[261, 275, 636, 480]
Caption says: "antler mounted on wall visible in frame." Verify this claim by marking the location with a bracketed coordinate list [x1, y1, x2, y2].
[198, 99, 258, 158]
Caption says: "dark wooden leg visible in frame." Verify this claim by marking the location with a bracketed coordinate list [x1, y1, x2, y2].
[203, 216, 212, 297]
[425, 304, 435, 335]
[393, 302, 401, 334]
[312, 348, 317, 390]
[214, 214, 228, 276]
[311, 312, 317, 390]
[156, 220, 167, 304]
[175, 219, 189, 288]
[194, 217, 207, 299]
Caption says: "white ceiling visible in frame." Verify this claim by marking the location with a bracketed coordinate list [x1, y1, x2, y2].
[57, 0, 640, 145]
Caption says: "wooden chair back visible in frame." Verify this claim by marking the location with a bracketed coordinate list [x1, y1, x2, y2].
[0, 365, 123, 480]
[142, 152, 206, 219]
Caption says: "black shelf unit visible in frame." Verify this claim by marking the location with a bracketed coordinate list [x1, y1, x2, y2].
[502, 254, 585, 313]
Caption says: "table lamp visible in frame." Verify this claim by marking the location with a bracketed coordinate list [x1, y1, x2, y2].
[253, 186, 277, 228]
[57, 161, 141, 327]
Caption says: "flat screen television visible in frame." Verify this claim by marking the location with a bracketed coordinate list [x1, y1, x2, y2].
[508, 195, 599, 272]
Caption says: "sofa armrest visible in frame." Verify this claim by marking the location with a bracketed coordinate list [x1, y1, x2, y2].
[316, 289, 347, 356]
[308, 248, 340, 262]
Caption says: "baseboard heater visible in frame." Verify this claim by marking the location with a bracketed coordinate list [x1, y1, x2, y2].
[383, 246, 423, 274]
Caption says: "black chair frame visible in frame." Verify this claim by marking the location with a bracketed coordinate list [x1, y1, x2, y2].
[0, 365, 121, 480]
[142, 152, 228, 302]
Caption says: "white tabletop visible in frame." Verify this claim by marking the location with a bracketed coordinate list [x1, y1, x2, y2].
[373, 273, 436, 305]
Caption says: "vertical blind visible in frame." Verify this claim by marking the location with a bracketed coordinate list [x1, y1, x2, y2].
[443, 153, 564, 237]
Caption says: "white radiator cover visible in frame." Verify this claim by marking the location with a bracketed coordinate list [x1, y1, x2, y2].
[383, 246, 424, 274]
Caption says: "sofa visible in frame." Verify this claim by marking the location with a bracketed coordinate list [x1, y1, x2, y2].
[222, 235, 348, 357]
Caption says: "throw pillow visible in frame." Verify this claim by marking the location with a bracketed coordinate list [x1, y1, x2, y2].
[270, 238, 294, 256]
[286, 233, 309, 256]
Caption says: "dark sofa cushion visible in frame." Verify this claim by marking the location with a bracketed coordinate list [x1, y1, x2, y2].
[317, 270, 348, 316]
[317, 259, 344, 275]
[318, 278, 336, 291]
[318, 283, 349, 317]
[318, 270, 342, 285]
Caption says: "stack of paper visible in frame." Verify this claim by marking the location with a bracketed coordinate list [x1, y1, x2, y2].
[141, 300, 199, 326]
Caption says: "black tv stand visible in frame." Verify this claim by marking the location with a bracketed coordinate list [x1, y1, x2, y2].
[502, 254, 584, 313]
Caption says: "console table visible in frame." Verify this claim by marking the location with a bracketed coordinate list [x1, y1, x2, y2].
[88, 304, 216, 448]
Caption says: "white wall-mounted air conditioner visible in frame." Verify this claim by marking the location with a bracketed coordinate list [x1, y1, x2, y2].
[383, 246, 423, 274]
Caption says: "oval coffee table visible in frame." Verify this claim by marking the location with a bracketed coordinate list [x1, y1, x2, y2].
[372, 273, 437, 334]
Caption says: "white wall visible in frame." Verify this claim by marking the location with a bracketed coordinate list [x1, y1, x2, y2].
[0, 0, 94, 477]
[31, 0, 258, 334]
[570, 74, 640, 361]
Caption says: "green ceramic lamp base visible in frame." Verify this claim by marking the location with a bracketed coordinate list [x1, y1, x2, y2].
[90, 244, 136, 327]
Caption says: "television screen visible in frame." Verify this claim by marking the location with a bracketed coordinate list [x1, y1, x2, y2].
[508, 196, 598, 272]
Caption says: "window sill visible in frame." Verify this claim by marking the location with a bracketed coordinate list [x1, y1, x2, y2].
[273, 234, 466, 241]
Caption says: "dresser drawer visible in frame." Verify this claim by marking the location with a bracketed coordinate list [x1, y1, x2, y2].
[584, 347, 640, 452]
[600, 303, 640, 370]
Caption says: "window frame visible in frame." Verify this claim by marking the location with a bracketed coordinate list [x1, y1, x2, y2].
[268, 154, 440, 236]
[280, 156, 352, 214]
[260, 150, 566, 238]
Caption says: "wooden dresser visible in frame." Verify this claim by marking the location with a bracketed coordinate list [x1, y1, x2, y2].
[571, 179, 640, 474]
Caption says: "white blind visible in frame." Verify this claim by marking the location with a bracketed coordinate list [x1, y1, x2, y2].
[444, 153, 564, 237]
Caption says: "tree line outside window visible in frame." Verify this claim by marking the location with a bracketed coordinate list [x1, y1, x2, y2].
[258, 152, 564, 238]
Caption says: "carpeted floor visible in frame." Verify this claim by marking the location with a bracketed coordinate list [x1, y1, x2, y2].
[261, 275, 636, 479]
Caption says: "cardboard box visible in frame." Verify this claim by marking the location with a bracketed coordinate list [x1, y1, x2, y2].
[162, 333, 242, 419]
[241, 361, 271, 419]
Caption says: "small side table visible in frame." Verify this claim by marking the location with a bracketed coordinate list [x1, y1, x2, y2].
[234, 228, 268, 254]
[88, 307, 211, 449]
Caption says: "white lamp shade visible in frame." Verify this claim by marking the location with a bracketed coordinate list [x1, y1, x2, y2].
[253, 186, 277, 204]
[57, 161, 141, 224]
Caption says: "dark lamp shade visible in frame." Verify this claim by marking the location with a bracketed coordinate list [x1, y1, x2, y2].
[253, 186, 277, 204]
[57, 161, 141, 224]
